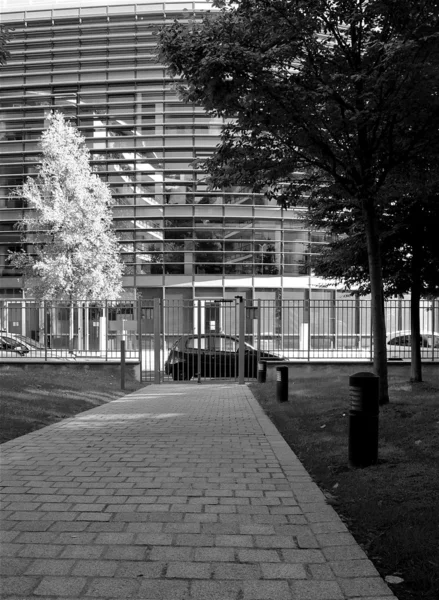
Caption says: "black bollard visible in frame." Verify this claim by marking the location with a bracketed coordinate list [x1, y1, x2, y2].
[258, 361, 267, 383]
[348, 372, 379, 468]
[276, 366, 289, 402]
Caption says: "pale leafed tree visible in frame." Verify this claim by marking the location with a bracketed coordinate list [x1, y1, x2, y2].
[9, 111, 124, 302]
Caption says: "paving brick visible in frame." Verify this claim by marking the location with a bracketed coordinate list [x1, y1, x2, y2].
[237, 549, 281, 563]
[194, 547, 236, 562]
[126, 522, 164, 533]
[25, 559, 75, 575]
[290, 580, 344, 599]
[254, 535, 297, 548]
[115, 560, 165, 578]
[18, 544, 62, 558]
[296, 532, 320, 548]
[94, 532, 135, 545]
[149, 546, 195, 561]
[60, 545, 105, 559]
[190, 580, 242, 600]
[310, 521, 348, 534]
[0, 558, 33, 576]
[71, 559, 119, 576]
[0, 575, 39, 595]
[166, 561, 212, 579]
[339, 577, 394, 597]
[307, 563, 336, 580]
[84, 576, 140, 598]
[47, 522, 89, 532]
[135, 533, 173, 545]
[215, 534, 253, 547]
[261, 562, 307, 579]
[281, 548, 326, 563]
[243, 579, 290, 599]
[137, 579, 189, 599]
[175, 533, 214, 546]
[316, 532, 358, 546]
[104, 546, 147, 560]
[329, 560, 380, 578]
[213, 562, 261, 580]
[33, 576, 86, 597]
[322, 545, 368, 561]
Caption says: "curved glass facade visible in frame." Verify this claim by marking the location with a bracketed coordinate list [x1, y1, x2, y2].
[0, 0, 332, 301]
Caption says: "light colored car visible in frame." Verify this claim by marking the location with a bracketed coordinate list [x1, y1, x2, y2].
[0, 330, 75, 359]
[386, 330, 439, 360]
[0, 333, 30, 357]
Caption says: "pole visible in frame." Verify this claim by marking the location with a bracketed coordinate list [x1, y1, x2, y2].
[197, 300, 202, 384]
[137, 296, 142, 383]
[121, 340, 126, 391]
[238, 297, 245, 384]
[153, 297, 161, 384]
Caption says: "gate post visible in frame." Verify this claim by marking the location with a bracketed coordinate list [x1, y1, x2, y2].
[153, 297, 161, 384]
[138, 296, 142, 383]
[238, 297, 245, 384]
[197, 299, 202, 384]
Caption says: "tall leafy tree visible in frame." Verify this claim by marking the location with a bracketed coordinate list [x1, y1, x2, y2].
[311, 158, 439, 382]
[9, 112, 124, 301]
[159, 0, 439, 403]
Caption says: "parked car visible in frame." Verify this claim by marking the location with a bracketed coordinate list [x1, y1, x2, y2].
[0, 333, 30, 357]
[0, 330, 75, 359]
[387, 330, 439, 360]
[165, 333, 283, 380]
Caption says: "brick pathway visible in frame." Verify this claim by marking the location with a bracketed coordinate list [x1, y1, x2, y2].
[0, 383, 396, 599]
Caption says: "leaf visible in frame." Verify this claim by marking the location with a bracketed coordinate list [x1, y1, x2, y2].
[385, 575, 404, 584]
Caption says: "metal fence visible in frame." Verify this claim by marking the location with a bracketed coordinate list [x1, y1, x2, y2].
[1, 298, 438, 382]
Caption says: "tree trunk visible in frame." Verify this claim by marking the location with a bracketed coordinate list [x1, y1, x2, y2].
[362, 199, 389, 404]
[410, 219, 422, 382]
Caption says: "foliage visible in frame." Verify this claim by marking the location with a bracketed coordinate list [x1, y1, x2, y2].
[9, 112, 124, 301]
[159, 0, 439, 402]
[0, 24, 12, 66]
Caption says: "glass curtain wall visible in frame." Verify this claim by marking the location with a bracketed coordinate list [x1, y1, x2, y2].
[0, 1, 326, 299]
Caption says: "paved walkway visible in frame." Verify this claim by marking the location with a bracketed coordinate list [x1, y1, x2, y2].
[1, 384, 396, 600]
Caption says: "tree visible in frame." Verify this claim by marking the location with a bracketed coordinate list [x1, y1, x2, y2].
[311, 157, 439, 383]
[159, 0, 439, 403]
[9, 112, 124, 302]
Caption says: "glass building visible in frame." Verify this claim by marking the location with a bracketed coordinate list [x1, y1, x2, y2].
[0, 0, 334, 305]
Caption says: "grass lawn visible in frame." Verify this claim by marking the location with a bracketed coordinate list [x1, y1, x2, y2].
[0, 365, 146, 444]
[250, 373, 439, 600]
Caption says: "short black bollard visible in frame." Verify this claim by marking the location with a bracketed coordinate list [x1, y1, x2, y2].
[348, 372, 379, 468]
[258, 361, 267, 383]
[276, 366, 289, 402]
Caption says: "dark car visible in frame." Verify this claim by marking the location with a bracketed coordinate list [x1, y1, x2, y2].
[164, 333, 283, 380]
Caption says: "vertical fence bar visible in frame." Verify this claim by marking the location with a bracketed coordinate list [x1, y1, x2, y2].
[197, 299, 202, 384]
[153, 297, 161, 384]
[105, 300, 108, 362]
[120, 340, 125, 390]
[44, 301, 48, 362]
[238, 298, 245, 384]
[257, 299, 261, 366]
[432, 298, 436, 362]
[307, 299, 311, 362]
[137, 297, 142, 383]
